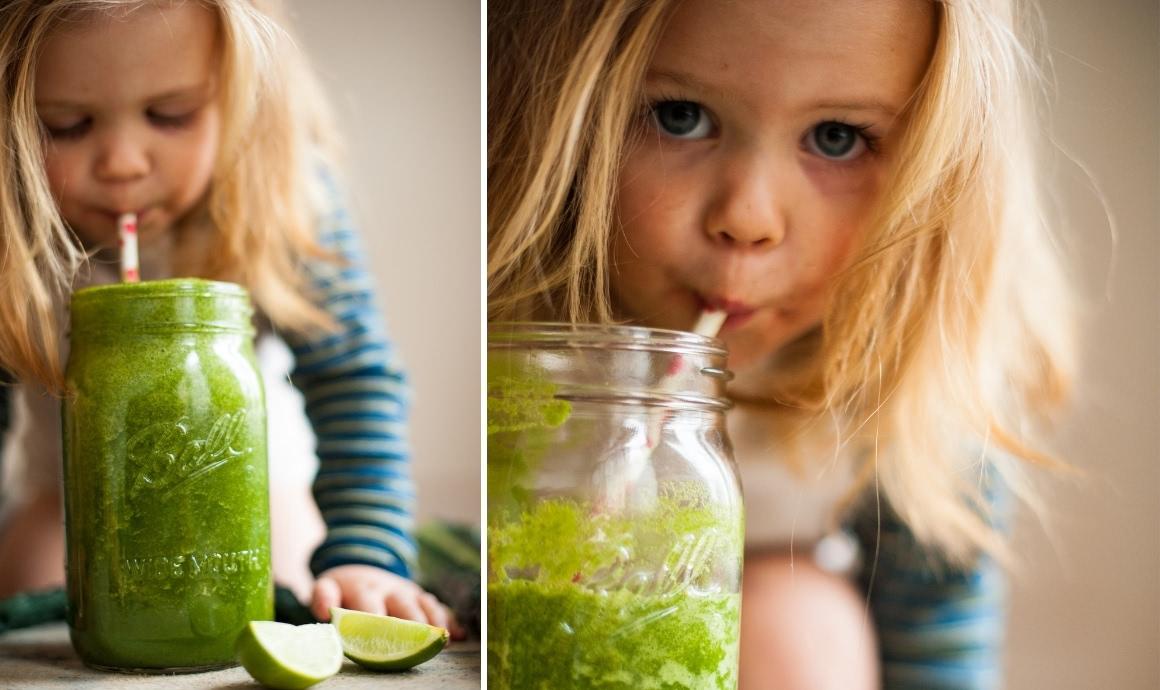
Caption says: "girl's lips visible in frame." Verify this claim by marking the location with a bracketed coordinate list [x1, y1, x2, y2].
[699, 296, 758, 332]
[100, 207, 158, 231]
[701, 296, 755, 313]
[100, 208, 139, 223]
[721, 310, 756, 332]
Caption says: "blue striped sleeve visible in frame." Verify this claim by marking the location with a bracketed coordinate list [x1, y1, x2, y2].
[0, 374, 9, 483]
[851, 484, 1010, 690]
[282, 204, 417, 579]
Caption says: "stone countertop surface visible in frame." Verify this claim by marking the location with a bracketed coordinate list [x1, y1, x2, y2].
[0, 622, 480, 688]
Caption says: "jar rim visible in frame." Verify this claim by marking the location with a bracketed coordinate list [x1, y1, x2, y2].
[72, 278, 247, 305]
[488, 321, 726, 357]
[70, 278, 253, 336]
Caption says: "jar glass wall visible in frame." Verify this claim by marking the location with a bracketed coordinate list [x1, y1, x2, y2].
[487, 323, 744, 689]
[63, 279, 272, 672]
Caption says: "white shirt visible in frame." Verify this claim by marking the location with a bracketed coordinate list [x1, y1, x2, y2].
[727, 401, 858, 551]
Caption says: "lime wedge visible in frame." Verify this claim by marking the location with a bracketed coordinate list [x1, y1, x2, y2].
[330, 607, 450, 671]
[235, 621, 343, 689]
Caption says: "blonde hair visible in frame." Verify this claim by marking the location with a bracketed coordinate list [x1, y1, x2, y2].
[488, 0, 1075, 565]
[0, 0, 341, 392]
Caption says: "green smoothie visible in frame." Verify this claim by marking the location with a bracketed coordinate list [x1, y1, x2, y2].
[487, 366, 742, 689]
[63, 279, 272, 671]
[488, 499, 742, 689]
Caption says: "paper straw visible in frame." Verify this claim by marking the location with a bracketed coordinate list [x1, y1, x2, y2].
[118, 212, 139, 283]
[599, 310, 727, 510]
[691, 309, 727, 340]
[646, 309, 725, 448]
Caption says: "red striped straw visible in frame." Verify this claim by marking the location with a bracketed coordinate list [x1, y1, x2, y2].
[118, 212, 139, 283]
[600, 309, 727, 510]
[647, 309, 725, 448]
[691, 309, 727, 341]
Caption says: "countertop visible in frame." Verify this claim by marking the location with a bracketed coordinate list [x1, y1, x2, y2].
[0, 623, 480, 688]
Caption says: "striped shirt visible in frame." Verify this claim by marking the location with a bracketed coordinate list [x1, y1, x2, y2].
[283, 203, 417, 580]
[850, 483, 1010, 689]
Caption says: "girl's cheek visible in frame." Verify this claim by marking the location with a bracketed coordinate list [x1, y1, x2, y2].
[617, 182, 698, 265]
[799, 156, 881, 199]
[617, 157, 670, 231]
[42, 152, 76, 205]
[621, 146, 709, 216]
[177, 108, 221, 202]
[195, 107, 221, 164]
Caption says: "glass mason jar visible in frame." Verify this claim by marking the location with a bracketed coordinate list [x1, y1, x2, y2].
[487, 323, 744, 690]
[62, 279, 272, 672]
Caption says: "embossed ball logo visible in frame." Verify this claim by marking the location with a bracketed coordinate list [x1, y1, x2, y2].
[127, 410, 251, 497]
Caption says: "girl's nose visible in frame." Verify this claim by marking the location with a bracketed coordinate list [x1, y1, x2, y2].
[94, 130, 150, 182]
[704, 153, 787, 249]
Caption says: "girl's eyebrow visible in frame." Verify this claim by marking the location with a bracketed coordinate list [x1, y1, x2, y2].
[145, 82, 215, 103]
[36, 82, 214, 110]
[645, 68, 706, 89]
[803, 99, 898, 118]
[644, 68, 731, 102]
[646, 68, 898, 118]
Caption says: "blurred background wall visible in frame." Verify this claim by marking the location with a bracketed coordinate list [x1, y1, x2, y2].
[1006, 1, 1158, 688]
[286, 1, 480, 527]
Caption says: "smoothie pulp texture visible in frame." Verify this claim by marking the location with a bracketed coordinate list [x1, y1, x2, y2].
[489, 499, 742, 689]
[63, 279, 272, 671]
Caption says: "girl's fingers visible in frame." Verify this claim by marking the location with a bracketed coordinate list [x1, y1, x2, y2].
[418, 592, 451, 630]
[385, 590, 426, 624]
[310, 569, 463, 639]
[437, 602, 467, 640]
[310, 577, 342, 621]
[449, 618, 467, 640]
[348, 586, 388, 617]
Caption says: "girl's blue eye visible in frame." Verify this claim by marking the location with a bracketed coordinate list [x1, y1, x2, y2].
[651, 100, 713, 139]
[806, 121, 870, 161]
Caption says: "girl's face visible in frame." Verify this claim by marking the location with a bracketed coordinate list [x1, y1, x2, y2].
[612, 0, 935, 370]
[35, 2, 221, 249]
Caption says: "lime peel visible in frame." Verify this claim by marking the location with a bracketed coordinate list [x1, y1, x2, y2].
[330, 607, 450, 671]
[235, 621, 342, 689]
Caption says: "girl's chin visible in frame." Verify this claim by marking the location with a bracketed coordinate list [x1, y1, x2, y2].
[715, 337, 765, 370]
[719, 325, 813, 371]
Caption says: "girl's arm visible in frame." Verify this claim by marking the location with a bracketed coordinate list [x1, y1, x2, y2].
[0, 373, 9, 472]
[281, 205, 417, 581]
[850, 485, 1010, 690]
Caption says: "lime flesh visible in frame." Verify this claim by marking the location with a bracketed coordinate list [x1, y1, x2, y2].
[235, 621, 343, 689]
[330, 607, 450, 671]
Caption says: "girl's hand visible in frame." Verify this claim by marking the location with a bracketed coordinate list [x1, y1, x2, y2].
[310, 564, 465, 639]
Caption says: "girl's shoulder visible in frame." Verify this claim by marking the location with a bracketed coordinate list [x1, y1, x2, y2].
[307, 164, 365, 259]
[843, 437, 1016, 572]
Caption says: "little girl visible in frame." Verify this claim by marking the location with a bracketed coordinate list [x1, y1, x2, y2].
[0, 0, 459, 635]
[489, 0, 1073, 687]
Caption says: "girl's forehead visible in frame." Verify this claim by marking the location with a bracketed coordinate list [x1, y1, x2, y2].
[36, 2, 220, 106]
[649, 0, 935, 115]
